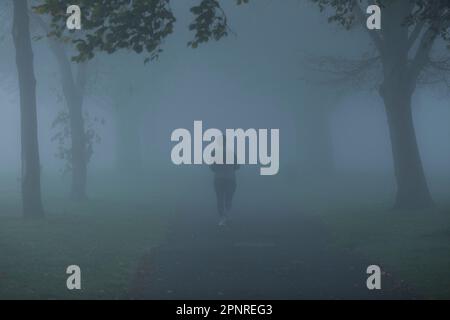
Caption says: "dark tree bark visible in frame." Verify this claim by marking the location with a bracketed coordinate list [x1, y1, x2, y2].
[12, 0, 44, 218]
[380, 68, 433, 209]
[377, 2, 434, 209]
[383, 89, 432, 209]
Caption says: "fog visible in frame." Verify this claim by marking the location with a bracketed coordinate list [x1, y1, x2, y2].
[1, 0, 450, 300]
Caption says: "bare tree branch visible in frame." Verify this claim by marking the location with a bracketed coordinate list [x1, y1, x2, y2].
[302, 53, 381, 90]
[407, 20, 425, 50]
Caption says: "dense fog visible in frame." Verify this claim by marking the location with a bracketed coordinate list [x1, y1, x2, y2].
[1, 0, 449, 300]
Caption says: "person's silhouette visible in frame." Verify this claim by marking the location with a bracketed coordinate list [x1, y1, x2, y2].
[210, 137, 240, 226]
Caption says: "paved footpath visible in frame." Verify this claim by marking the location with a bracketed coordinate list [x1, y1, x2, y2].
[130, 205, 419, 299]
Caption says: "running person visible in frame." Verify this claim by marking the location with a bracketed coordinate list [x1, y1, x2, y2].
[210, 143, 240, 226]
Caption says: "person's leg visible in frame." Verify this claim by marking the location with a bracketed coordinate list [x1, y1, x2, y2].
[214, 179, 226, 217]
[224, 180, 236, 212]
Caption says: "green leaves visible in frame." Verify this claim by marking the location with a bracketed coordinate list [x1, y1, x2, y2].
[35, 0, 248, 61]
[188, 0, 229, 49]
[35, 0, 176, 62]
[310, 0, 359, 29]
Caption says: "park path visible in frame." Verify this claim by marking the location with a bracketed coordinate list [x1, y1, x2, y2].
[129, 203, 418, 299]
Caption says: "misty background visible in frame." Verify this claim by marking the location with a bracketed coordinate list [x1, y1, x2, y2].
[1, 0, 450, 300]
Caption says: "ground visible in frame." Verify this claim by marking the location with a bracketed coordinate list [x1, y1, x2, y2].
[316, 202, 450, 299]
[129, 204, 417, 299]
[0, 173, 167, 299]
[0, 171, 449, 299]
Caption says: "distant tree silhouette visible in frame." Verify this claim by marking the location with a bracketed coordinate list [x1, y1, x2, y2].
[13, 0, 44, 218]
[309, 0, 450, 209]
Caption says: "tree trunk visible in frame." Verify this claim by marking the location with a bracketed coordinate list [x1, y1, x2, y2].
[54, 55, 87, 201]
[377, 1, 433, 210]
[33, 14, 88, 201]
[55, 60, 87, 201]
[381, 81, 433, 210]
[68, 93, 87, 200]
[12, 0, 44, 218]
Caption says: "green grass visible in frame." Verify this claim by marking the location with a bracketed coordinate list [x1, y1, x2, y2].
[317, 208, 450, 299]
[296, 172, 450, 299]
[2, 171, 450, 299]
[0, 174, 169, 300]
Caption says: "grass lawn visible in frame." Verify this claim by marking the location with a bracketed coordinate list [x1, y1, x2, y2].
[317, 207, 450, 299]
[0, 175, 169, 300]
[2, 171, 450, 299]
[298, 173, 450, 299]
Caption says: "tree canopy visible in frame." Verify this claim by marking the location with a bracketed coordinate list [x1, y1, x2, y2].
[35, 0, 248, 63]
[309, 1, 450, 89]
[311, 0, 450, 48]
